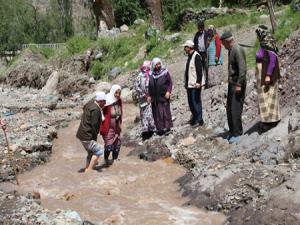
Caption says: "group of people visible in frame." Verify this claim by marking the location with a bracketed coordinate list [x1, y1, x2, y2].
[76, 85, 123, 172]
[77, 21, 281, 171]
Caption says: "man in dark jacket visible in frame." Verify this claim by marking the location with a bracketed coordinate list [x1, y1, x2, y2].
[76, 92, 106, 172]
[193, 19, 209, 88]
[220, 32, 247, 144]
[183, 40, 205, 127]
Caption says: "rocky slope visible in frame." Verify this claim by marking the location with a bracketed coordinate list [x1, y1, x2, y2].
[125, 33, 300, 225]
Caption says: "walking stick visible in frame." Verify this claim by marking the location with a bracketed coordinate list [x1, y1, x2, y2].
[1, 123, 19, 185]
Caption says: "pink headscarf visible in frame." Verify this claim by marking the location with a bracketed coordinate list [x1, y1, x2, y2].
[139, 60, 152, 78]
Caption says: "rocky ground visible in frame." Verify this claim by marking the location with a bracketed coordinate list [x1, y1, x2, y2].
[125, 33, 300, 225]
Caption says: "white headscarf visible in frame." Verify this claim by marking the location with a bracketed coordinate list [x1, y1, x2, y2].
[150, 57, 168, 79]
[105, 84, 122, 106]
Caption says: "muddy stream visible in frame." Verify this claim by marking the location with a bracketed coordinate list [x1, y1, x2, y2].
[1, 104, 226, 224]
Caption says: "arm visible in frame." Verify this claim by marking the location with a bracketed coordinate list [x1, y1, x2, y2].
[194, 33, 199, 52]
[166, 72, 173, 93]
[235, 47, 247, 86]
[134, 76, 144, 97]
[215, 35, 221, 59]
[267, 50, 277, 76]
[195, 54, 203, 84]
[90, 109, 100, 141]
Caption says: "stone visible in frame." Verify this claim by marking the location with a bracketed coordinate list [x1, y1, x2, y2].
[120, 24, 129, 32]
[94, 81, 111, 93]
[121, 88, 133, 103]
[259, 14, 269, 20]
[134, 19, 145, 25]
[41, 70, 59, 95]
[109, 67, 122, 80]
[89, 77, 96, 84]
[164, 33, 181, 42]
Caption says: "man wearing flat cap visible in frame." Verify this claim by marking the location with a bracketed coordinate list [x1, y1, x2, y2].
[220, 32, 247, 144]
[183, 40, 205, 127]
[76, 92, 106, 172]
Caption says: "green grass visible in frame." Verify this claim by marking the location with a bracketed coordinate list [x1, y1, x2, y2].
[275, 7, 300, 43]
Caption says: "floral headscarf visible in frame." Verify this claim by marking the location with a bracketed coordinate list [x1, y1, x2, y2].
[255, 25, 278, 53]
[139, 60, 151, 77]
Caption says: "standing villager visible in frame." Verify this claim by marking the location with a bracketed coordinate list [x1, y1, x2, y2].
[76, 92, 106, 172]
[207, 25, 223, 87]
[194, 19, 209, 88]
[134, 60, 156, 140]
[182, 40, 205, 127]
[148, 57, 173, 135]
[100, 85, 123, 165]
[220, 32, 247, 144]
[255, 25, 281, 129]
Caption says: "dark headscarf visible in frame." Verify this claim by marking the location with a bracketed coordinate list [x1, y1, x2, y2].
[255, 25, 278, 53]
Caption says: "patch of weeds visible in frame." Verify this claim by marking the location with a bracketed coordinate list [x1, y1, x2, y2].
[275, 7, 300, 43]
[66, 36, 93, 55]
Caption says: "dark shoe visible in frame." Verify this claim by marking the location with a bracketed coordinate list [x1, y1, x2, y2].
[192, 120, 204, 128]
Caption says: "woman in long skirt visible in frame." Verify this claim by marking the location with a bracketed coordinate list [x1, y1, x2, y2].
[255, 25, 281, 129]
[100, 85, 123, 165]
[134, 60, 156, 140]
[148, 57, 173, 135]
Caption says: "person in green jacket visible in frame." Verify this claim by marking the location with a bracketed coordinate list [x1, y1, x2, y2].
[76, 92, 106, 172]
[220, 32, 247, 144]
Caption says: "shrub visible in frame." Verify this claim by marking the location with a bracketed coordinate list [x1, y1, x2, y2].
[66, 36, 92, 55]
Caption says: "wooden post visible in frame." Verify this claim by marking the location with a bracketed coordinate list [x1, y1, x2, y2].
[2, 126, 19, 185]
[267, 0, 277, 33]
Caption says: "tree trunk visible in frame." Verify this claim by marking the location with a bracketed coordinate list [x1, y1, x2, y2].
[93, 0, 115, 32]
[144, 0, 164, 30]
[267, 0, 277, 33]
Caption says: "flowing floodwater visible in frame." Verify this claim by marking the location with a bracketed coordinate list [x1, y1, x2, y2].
[1, 104, 226, 224]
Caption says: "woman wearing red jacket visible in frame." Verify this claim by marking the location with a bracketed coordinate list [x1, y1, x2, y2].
[100, 84, 123, 165]
[207, 25, 223, 87]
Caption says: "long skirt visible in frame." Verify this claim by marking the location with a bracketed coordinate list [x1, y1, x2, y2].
[152, 101, 173, 131]
[208, 64, 223, 87]
[140, 103, 156, 133]
[103, 118, 121, 160]
[256, 63, 281, 123]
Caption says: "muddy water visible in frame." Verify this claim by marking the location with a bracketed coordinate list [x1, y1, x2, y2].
[1, 104, 226, 224]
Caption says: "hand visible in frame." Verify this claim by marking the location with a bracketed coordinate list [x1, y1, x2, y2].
[215, 57, 219, 63]
[147, 96, 152, 103]
[165, 91, 171, 99]
[265, 75, 271, 85]
[235, 85, 241, 94]
[194, 83, 201, 89]
[0, 120, 6, 130]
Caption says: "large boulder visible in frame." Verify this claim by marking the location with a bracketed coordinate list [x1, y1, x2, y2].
[41, 70, 60, 95]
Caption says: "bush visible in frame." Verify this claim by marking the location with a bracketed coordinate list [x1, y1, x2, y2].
[113, 0, 145, 26]
[275, 7, 300, 43]
[66, 36, 92, 55]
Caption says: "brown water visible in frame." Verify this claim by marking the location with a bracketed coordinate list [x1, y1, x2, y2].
[1, 104, 226, 224]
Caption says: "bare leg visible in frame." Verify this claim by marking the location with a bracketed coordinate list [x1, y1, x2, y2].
[85, 155, 99, 173]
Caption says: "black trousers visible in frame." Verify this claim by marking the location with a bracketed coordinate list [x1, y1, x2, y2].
[199, 52, 208, 89]
[226, 84, 246, 136]
[187, 88, 203, 123]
